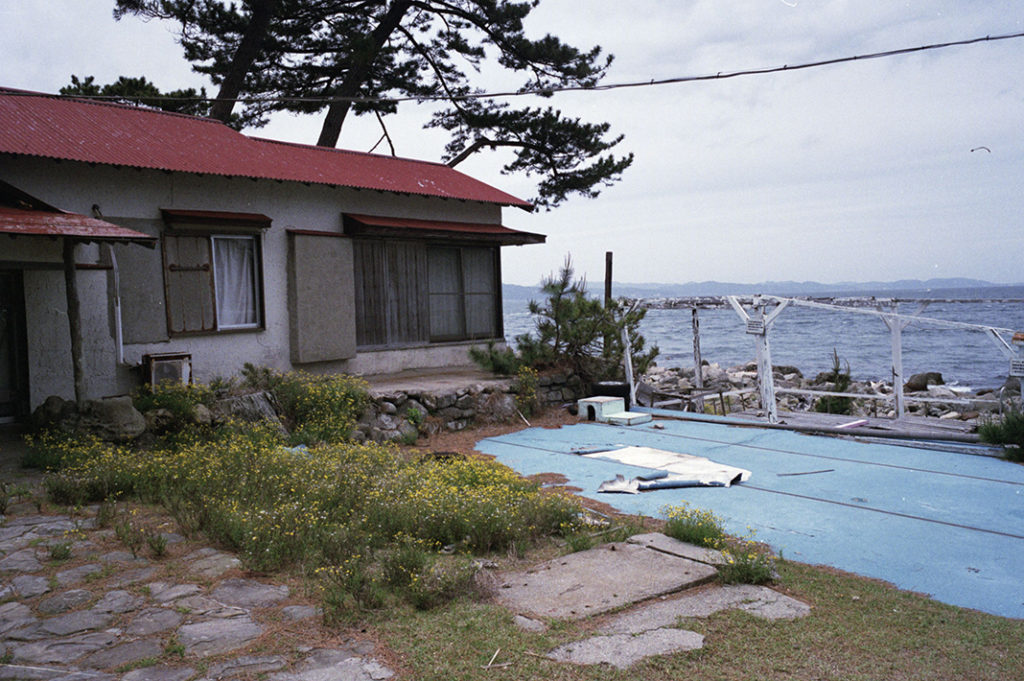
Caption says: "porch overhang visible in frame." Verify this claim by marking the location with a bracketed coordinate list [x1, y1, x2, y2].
[343, 213, 545, 246]
[0, 205, 156, 247]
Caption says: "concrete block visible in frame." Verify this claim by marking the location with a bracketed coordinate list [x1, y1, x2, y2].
[577, 396, 625, 422]
[606, 411, 653, 426]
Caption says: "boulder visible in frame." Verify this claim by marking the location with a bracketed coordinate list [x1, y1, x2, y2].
[144, 407, 175, 432]
[212, 392, 286, 433]
[191, 403, 213, 425]
[904, 372, 944, 392]
[31, 395, 77, 429]
[79, 396, 146, 441]
[474, 391, 516, 423]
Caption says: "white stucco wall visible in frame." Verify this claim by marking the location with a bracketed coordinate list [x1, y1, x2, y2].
[3, 156, 512, 408]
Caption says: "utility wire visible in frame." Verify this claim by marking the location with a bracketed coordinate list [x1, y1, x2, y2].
[21, 29, 1024, 106]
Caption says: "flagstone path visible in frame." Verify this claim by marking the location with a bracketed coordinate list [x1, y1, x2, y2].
[0, 502, 394, 681]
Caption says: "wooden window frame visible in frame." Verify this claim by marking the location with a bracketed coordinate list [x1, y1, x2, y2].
[162, 228, 266, 336]
[353, 238, 503, 350]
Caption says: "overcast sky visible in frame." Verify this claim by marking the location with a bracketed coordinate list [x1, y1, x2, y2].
[3, 1, 1023, 286]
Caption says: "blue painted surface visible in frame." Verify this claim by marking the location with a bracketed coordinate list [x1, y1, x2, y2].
[477, 415, 1024, 619]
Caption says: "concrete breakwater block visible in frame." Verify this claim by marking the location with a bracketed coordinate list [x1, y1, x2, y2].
[494, 542, 717, 620]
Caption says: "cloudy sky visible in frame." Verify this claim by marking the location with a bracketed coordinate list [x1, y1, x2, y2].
[3, 1, 1023, 286]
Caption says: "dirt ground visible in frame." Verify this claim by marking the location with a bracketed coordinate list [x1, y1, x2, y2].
[401, 406, 638, 521]
[409, 405, 578, 455]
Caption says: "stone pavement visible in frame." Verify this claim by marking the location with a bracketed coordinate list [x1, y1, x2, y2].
[498, 532, 811, 669]
[0, 504, 394, 681]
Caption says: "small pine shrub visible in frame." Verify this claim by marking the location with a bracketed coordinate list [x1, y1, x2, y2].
[814, 348, 853, 415]
[979, 405, 1024, 462]
[468, 341, 522, 375]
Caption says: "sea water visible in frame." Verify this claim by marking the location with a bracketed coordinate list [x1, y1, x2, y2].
[503, 287, 1024, 392]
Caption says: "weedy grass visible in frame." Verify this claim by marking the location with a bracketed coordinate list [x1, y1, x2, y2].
[27, 372, 583, 616]
[663, 502, 777, 585]
[373, 560, 1024, 681]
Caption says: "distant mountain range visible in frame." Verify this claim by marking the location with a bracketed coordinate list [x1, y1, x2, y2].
[503, 278, 1023, 302]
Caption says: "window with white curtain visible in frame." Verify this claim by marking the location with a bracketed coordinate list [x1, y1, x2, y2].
[163, 232, 262, 334]
[212, 236, 259, 329]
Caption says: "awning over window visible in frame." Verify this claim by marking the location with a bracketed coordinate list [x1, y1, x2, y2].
[161, 209, 272, 229]
[343, 213, 545, 246]
[0, 205, 156, 246]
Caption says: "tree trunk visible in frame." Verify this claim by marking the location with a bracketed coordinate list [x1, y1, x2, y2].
[210, 0, 280, 123]
[316, 0, 412, 147]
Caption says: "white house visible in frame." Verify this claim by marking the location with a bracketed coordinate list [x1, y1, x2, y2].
[0, 87, 542, 420]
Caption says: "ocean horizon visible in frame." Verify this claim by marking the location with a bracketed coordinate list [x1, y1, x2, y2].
[503, 285, 1024, 391]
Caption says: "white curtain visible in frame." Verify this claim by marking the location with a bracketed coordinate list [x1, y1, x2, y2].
[213, 236, 257, 327]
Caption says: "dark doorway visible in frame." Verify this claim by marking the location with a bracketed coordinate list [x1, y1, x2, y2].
[0, 270, 29, 421]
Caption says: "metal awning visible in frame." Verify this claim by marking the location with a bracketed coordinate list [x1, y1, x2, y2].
[0, 205, 156, 246]
[343, 213, 545, 245]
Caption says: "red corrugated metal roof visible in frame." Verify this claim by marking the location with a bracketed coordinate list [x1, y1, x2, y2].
[0, 88, 531, 209]
[344, 213, 545, 245]
[0, 205, 157, 244]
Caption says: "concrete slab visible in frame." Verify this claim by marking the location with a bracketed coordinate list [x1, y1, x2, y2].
[627, 533, 725, 566]
[494, 542, 717, 620]
[606, 411, 653, 426]
[363, 367, 510, 395]
[600, 584, 811, 635]
[546, 628, 704, 669]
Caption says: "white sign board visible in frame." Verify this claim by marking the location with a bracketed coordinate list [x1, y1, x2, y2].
[745, 319, 765, 335]
[1010, 358, 1024, 377]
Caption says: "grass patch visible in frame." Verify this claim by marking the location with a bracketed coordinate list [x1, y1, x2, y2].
[663, 502, 726, 547]
[373, 560, 1024, 681]
[28, 391, 583, 618]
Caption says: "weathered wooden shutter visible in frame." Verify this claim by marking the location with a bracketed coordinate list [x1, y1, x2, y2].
[463, 247, 497, 339]
[163, 234, 215, 333]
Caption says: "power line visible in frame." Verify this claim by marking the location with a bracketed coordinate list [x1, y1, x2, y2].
[27, 29, 1024, 107]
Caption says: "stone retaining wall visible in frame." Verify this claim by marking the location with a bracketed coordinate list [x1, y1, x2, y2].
[357, 371, 583, 442]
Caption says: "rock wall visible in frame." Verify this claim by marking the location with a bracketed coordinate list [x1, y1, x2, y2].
[357, 371, 583, 442]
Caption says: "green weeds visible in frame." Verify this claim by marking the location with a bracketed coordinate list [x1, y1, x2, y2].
[29, 403, 583, 618]
[663, 502, 726, 547]
[662, 503, 777, 585]
[979, 404, 1024, 462]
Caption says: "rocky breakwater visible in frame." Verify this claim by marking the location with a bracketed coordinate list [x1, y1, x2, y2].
[644, 363, 1009, 420]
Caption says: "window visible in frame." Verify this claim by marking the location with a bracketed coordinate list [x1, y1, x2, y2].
[163, 231, 263, 334]
[353, 239, 500, 348]
[211, 236, 259, 329]
[428, 246, 499, 341]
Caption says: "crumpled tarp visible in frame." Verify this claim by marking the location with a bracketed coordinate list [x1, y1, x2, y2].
[588, 446, 751, 494]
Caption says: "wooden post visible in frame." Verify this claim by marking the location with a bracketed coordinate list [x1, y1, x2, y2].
[604, 251, 613, 306]
[63, 238, 86, 408]
[727, 295, 787, 424]
[691, 308, 705, 412]
[889, 308, 906, 419]
[753, 301, 779, 423]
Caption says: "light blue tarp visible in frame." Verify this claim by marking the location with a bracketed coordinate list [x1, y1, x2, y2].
[477, 413, 1024, 620]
